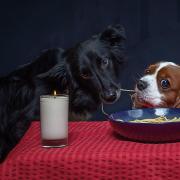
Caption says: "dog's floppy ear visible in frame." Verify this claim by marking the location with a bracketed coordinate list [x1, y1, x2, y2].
[100, 24, 126, 46]
[37, 59, 67, 86]
[38, 61, 65, 78]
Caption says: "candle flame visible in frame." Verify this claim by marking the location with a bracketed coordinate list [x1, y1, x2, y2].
[53, 90, 57, 96]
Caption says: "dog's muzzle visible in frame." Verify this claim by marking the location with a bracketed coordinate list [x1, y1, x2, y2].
[100, 88, 121, 104]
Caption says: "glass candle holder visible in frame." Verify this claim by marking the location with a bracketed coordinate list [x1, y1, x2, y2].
[40, 94, 69, 148]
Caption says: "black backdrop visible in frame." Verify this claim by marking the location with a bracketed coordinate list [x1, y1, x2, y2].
[0, 0, 180, 120]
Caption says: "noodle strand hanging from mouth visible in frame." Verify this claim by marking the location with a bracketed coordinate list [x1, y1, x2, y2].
[120, 88, 135, 92]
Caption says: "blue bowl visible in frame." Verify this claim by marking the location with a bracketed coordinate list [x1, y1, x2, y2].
[109, 108, 180, 142]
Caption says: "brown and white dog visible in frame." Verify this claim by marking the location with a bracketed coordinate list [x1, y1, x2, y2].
[132, 62, 180, 108]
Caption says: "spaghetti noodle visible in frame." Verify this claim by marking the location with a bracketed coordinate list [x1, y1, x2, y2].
[129, 116, 180, 123]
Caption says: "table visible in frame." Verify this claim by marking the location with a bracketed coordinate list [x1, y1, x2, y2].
[0, 121, 180, 180]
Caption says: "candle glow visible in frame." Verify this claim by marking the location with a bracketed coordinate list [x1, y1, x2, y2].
[53, 90, 57, 96]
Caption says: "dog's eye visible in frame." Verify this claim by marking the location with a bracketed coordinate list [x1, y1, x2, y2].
[102, 58, 109, 66]
[80, 70, 92, 79]
[161, 79, 170, 89]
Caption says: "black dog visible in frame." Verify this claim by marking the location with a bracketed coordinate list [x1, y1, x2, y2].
[0, 24, 126, 162]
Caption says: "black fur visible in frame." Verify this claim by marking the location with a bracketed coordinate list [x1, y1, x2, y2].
[0, 24, 126, 162]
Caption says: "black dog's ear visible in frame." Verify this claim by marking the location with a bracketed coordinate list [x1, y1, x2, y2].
[100, 24, 126, 46]
[37, 62, 68, 90]
[37, 59, 67, 82]
[38, 61, 66, 78]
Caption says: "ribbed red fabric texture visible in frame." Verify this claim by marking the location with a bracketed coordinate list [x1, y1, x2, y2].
[0, 121, 180, 180]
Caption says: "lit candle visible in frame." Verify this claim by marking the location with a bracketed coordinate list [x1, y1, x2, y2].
[40, 90, 69, 147]
[53, 90, 57, 96]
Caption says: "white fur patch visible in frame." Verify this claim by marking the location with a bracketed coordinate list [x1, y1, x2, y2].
[136, 62, 177, 106]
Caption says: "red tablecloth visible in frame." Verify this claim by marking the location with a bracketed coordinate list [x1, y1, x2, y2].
[1, 121, 180, 180]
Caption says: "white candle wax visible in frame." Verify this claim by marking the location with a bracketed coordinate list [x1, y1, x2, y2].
[40, 95, 69, 141]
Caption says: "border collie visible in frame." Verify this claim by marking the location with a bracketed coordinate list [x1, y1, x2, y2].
[0, 24, 126, 162]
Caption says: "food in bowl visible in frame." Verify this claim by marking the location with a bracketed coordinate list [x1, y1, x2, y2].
[109, 108, 180, 142]
[129, 116, 180, 123]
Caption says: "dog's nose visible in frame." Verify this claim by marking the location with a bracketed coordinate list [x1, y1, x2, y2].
[101, 90, 118, 103]
[137, 80, 148, 91]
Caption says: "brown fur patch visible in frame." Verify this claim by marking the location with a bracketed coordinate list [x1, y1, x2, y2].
[144, 63, 159, 75]
[157, 65, 180, 107]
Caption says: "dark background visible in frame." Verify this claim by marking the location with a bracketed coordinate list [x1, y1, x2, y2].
[0, 0, 180, 120]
